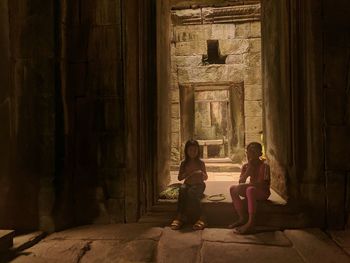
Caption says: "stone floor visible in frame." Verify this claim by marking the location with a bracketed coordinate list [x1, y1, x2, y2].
[5, 224, 350, 263]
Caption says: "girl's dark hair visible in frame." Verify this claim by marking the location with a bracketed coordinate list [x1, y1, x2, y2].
[247, 142, 263, 156]
[184, 139, 201, 162]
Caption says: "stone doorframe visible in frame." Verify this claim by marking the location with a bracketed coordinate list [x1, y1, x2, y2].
[179, 81, 244, 161]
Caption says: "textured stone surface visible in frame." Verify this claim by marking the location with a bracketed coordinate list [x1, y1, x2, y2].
[243, 52, 261, 67]
[285, 229, 350, 263]
[235, 23, 251, 39]
[211, 24, 235, 39]
[157, 227, 202, 263]
[225, 54, 243, 64]
[202, 229, 292, 247]
[250, 22, 261, 37]
[244, 66, 262, 85]
[219, 39, 250, 55]
[175, 25, 212, 42]
[244, 85, 262, 100]
[244, 101, 262, 117]
[173, 56, 203, 67]
[46, 224, 163, 241]
[175, 41, 207, 56]
[245, 117, 263, 133]
[201, 241, 304, 263]
[178, 65, 244, 83]
[80, 240, 157, 263]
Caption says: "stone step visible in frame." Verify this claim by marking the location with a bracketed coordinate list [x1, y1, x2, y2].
[142, 201, 310, 229]
[0, 230, 15, 253]
[171, 162, 241, 173]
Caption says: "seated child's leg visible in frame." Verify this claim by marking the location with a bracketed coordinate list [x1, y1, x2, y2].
[228, 185, 247, 228]
[246, 186, 257, 214]
[177, 184, 189, 218]
[187, 184, 205, 221]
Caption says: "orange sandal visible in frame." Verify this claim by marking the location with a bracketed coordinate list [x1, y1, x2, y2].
[193, 220, 206, 230]
[170, 219, 183, 230]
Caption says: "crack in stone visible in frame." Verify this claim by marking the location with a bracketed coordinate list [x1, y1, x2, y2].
[76, 241, 92, 263]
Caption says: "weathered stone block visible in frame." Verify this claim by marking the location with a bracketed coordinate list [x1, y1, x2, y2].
[326, 171, 346, 229]
[88, 26, 121, 60]
[171, 103, 180, 118]
[173, 56, 203, 67]
[175, 25, 212, 42]
[171, 132, 179, 148]
[171, 118, 180, 133]
[94, 0, 121, 25]
[225, 54, 243, 64]
[250, 21, 261, 37]
[195, 90, 228, 101]
[244, 66, 262, 85]
[245, 84, 262, 100]
[171, 89, 180, 102]
[102, 169, 125, 199]
[249, 38, 261, 52]
[171, 43, 176, 56]
[9, 15, 55, 59]
[178, 64, 245, 83]
[325, 46, 348, 90]
[67, 25, 89, 61]
[244, 101, 262, 117]
[211, 24, 235, 39]
[87, 60, 123, 97]
[326, 126, 350, 170]
[171, 72, 178, 85]
[68, 63, 87, 97]
[245, 133, 262, 145]
[243, 52, 261, 67]
[14, 59, 55, 96]
[98, 134, 125, 168]
[107, 198, 125, 223]
[175, 41, 207, 56]
[245, 117, 262, 133]
[219, 39, 250, 55]
[325, 89, 347, 125]
[158, 227, 202, 263]
[235, 23, 250, 38]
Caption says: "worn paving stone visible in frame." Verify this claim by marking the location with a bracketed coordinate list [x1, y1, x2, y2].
[284, 228, 350, 263]
[11, 240, 91, 263]
[80, 240, 157, 263]
[46, 224, 163, 241]
[201, 241, 304, 263]
[202, 229, 292, 247]
[157, 227, 202, 263]
[329, 230, 350, 256]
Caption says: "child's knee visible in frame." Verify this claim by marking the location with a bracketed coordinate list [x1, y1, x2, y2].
[230, 185, 238, 194]
[246, 186, 256, 196]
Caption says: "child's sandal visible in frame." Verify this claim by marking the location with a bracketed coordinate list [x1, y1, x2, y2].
[170, 219, 183, 230]
[193, 220, 206, 230]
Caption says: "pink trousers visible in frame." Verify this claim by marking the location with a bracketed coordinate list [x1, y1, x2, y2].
[229, 184, 269, 214]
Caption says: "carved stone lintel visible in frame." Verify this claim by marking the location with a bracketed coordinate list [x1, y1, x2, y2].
[172, 4, 260, 25]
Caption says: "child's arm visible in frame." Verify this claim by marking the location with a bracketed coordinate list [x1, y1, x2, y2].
[238, 164, 248, 184]
[201, 161, 208, 181]
[178, 162, 187, 181]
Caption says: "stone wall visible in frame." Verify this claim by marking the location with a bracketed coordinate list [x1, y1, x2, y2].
[0, 0, 56, 231]
[323, 0, 350, 228]
[170, 5, 262, 163]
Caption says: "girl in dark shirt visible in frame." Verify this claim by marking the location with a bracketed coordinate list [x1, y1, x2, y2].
[170, 139, 208, 230]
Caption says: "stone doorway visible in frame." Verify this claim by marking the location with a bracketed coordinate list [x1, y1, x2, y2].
[179, 82, 244, 161]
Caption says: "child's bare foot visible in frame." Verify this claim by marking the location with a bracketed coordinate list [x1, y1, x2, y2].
[232, 223, 255, 235]
[228, 220, 245, 229]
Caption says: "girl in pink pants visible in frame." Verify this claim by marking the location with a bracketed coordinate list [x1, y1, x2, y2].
[229, 142, 270, 234]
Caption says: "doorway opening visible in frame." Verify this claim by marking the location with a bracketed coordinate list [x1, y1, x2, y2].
[162, 1, 285, 207]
